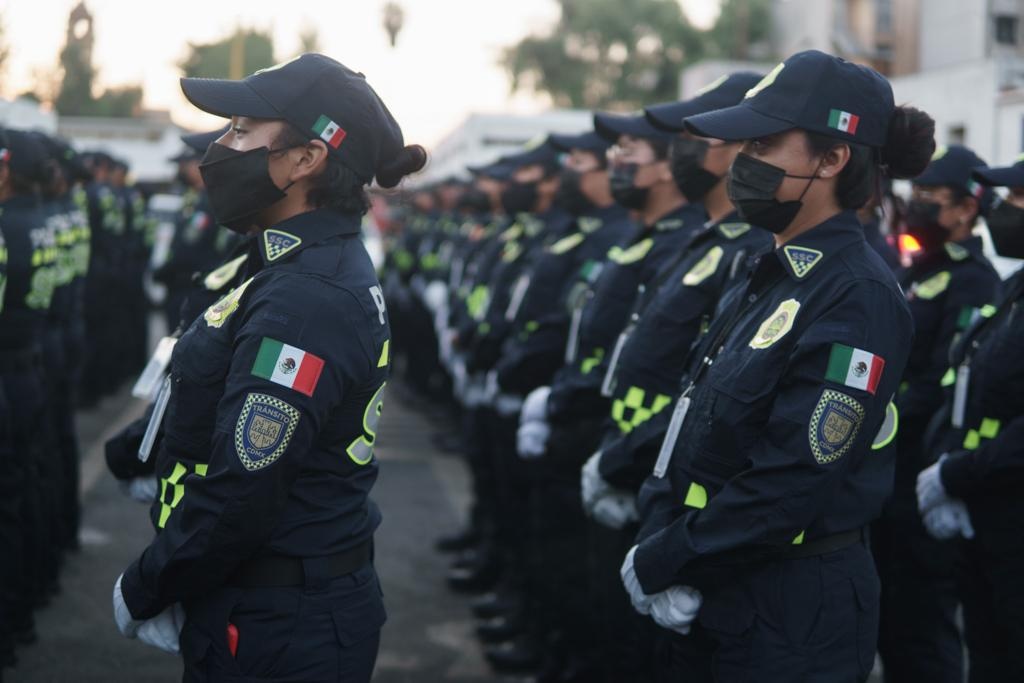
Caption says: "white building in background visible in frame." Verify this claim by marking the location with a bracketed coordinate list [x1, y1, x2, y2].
[57, 110, 185, 184]
[419, 110, 593, 185]
[0, 97, 59, 134]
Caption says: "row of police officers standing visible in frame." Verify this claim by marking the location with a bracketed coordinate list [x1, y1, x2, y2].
[384, 49, 1024, 683]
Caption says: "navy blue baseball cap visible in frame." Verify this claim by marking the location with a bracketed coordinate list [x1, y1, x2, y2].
[914, 144, 992, 210]
[468, 160, 513, 181]
[499, 139, 562, 173]
[181, 53, 421, 187]
[645, 72, 764, 133]
[548, 131, 611, 155]
[4, 129, 49, 182]
[593, 112, 674, 143]
[685, 50, 895, 147]
[173, 125, 231, 161]
[972, 154, 1024, 188]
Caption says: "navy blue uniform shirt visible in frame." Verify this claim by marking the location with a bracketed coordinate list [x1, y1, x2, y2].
[121, 208, 391, 619]
[0, 195, 55, 350]
[634, 211, 913, 594]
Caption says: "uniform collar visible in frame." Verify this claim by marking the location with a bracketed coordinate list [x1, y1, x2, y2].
[256, 208, 362, 266]
[943, 235, 984, 263]
[772, 210, 864, 282]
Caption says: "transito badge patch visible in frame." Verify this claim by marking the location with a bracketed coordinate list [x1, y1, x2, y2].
[235, 393, 300, 471]
[809, 389, 865, 464]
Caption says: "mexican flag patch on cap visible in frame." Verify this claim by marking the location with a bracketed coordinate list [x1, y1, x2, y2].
[827, 109, 859, 135]
[252, 337, 325, 396]
[826, 344, 884, 395]
[312, 115, 347, 148]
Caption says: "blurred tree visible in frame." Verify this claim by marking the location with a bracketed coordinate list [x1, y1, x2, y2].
[179, 28, 275, 80]
[501, 0, 706, 110]
[705, 0, 773, 61]
[90, 85, 143, 117]
[55, 1, 96, 115]
[298, 26, 321, 54]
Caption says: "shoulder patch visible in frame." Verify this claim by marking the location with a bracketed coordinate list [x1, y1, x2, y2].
[749, 298, 800, 349]
[944, 242, 969, 261]
[547, 232, 585, 255]
[235, 393, 300, 471]
[717, 222, 751, 240]
[809, 389, 865, 464]
[204, 277, 254, 328]
[609, 237, 654, 265]
[578, 217, 604, 234]
[913, 270, 951, 300]
[500, 224, 524, 242]
[251, 337, 325, 396]
[203, 254, 248, 291]
[682, 246, 725, 286]
[782, 245, 824, 278]
[263, 229, 302, 261]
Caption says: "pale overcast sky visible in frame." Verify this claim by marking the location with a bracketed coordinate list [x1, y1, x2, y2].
[2, 0, 722, 147]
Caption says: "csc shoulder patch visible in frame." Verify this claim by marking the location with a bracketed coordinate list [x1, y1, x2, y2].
[809, 389, 865, 464]
[263, 229, 302, 261]
[749, 298, 800, 349]
[782, 245, 824, 279]
[717, 222, 751, 240]
[235, 393, 300, 471]
[204, 277, 254, 328]
[682, 246, 724, 286]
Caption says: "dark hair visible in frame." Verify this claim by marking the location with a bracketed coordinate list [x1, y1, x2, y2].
[648, 137, 671, 161]
[805, 106, 935, 210]
[276, 123, 427, 215]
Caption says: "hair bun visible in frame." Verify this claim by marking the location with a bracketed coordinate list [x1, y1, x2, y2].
[882, 106, 935, 179]
[376, 144, 427, 188]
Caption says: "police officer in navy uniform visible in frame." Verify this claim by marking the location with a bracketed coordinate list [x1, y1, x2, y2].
[111, 54, 425, 681]
[575, 72, 770, 682]
[874, 144, 1000, 683]
[623, 51, 935, 682]
[914, 157, 1024, 682]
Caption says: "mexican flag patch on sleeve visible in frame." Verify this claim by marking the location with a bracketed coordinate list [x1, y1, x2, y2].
[825, 343, 884, 395]
[252, 337, 324, 397]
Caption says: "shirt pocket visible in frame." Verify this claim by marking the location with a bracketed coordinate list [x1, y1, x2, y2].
[164, 325, 234, 451]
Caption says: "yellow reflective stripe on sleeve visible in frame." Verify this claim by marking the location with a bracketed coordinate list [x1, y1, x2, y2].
[378, 339, 390, 368]
[940, 368, 956, 387]
[979, 418, 1001, 439]
[871, 402, 899, 451]
[580, 348, 605, 375]
[792, 531, 805, 545]
[980, 304, 998, 318]
[683, 482, 707, 509]
[158, 462, 189, 529]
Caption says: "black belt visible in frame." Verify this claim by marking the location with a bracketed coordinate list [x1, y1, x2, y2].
[708, 528, 866, 567]
[229, 541, 372, 588]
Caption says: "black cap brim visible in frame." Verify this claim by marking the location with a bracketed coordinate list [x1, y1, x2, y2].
[645, 101, 704, 132]
[548, 131, 609, 154]
[684, 103, 794, 142]
[180, 78, 280, 119]
[971, 165, 1024, 188]
[593, 113, 672, 142]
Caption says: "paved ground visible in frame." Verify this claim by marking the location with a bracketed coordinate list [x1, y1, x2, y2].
[7, 385, 501, 683]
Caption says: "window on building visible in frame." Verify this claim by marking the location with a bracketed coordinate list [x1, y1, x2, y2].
[996, 15, 1018, 45]
[949, 124, 967, 146]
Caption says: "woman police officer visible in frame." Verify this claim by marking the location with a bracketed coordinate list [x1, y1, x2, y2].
[112, 54, 425, 682]
[620, 50, 935, 681]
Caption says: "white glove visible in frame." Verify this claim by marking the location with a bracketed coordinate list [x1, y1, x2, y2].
[136, 603, 186, 654]
[120, 476, 158, 504]
[581, 451, 612, 511]
[495, 393, 524, 418]
[620, 546, 653, 615]
[922, 500, 975, 540]
[649, 585, 702, 635]
[113, 574, 142, 638]
[423, 280, 448, 315]
[591, 491, 638, 530]
[516, 420, 550, 459]
[916, 455, 950, 513]
[520, 386, 551, 423]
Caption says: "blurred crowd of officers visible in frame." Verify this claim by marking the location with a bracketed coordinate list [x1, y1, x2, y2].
[0, 124, 237, 675]
[381, 62, 1023, 682]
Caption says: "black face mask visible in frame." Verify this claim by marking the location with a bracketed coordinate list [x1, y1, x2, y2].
[458, 188, 492, 216]
[670, 138, 721, 201]
[727, 153, 818, 234]
[903, 200, 950, 254]
[554, 169, 597, 216]
[609, 163, 650, 210]
[199, 143, 294, 233]
[501, 181, 539, 215]
[986, 198, 1024, 259]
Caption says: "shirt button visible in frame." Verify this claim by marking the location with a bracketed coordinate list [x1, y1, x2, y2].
[748, 294, 758, 303]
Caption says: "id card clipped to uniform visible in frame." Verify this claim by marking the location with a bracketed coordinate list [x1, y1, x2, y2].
[132, 336, 178, 400]
[653, 393, 692, 479]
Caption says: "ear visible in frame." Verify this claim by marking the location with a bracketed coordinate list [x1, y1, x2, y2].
[818, 143, 851, 179]
[289, 140, 330, 183]
[959, 195, 980, 224]
[654, 158, 674, 182]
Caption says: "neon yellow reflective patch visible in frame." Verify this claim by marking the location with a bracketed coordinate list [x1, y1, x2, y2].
[684, 482, 707, 509]
[746, 62, 785, 99]
[683, 246, 724, 286]
[500, 224, 524, 242]
[377, 339, 390, 368]
[194, 464, 209, 477]
[578, 217, 603, 234]
[980, 304, 998, 318]
[979, 418, 1001, 439]
[608, 238, 654, 265]
[203, 254, 248, 291]
[940, 368, 956, 387]
[696, 75, 728, 95]
[871, 402, 899, 451]
[792, 531, 805, 545]
[914, 271, 951, 300]
[581, 348, 605, 375]
[932, 145, 948, 161]
[502, 241, 523, 263]
[963, 430, 980, 450]
[346, 382, 386, 465]
[945, 242, 969, 262]
[204, 277, 254, 329]
[783, 245, 824, 278]
[547, 232, 585, 255]
[749, 298, 800, 349]
[655, 218, 684, 231]
[718, 222, 751, 239]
